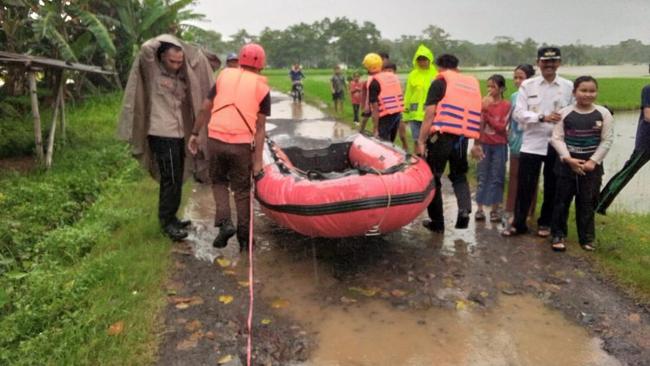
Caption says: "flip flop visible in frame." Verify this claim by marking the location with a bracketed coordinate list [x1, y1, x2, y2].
[551, 241, 566, 252]
[500, 226, 519, 237]
[537, 226, 551, 238]
[581, 243, 595, 251]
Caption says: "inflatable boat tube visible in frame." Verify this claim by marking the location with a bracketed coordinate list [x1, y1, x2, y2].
[255, 134, 435, 238]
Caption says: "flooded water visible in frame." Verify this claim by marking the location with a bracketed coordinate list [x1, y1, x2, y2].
[601, 110, 649, 214]
[182, 93, 624, 365]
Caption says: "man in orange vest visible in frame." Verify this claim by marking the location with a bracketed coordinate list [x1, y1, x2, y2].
[188, 43, 271, 251]
[362, 53, 404, 142]
[416, 54, 482, 233]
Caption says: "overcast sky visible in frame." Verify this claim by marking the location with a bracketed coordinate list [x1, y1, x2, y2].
[190, 0, 650, 46]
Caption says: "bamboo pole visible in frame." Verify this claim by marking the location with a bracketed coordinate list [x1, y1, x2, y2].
[60, 80, 66, 143]
[27, 71, 44, 161]
[45, 75, 64, 169]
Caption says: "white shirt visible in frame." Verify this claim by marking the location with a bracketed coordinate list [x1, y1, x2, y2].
[514, 75, 574, 156]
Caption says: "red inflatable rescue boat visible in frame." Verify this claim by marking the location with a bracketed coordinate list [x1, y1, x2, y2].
[255, 134, 435, 238]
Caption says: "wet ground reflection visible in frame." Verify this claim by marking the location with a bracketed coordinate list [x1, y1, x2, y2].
[180, 93, 626, 365]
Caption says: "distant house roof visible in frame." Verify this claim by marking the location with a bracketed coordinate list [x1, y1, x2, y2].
[0, 51, 115, 75]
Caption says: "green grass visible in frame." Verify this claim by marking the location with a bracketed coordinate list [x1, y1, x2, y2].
[574, 210, 650, 303]
[0, 93, 171, 365]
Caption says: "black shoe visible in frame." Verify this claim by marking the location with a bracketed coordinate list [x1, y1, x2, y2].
[455, 211, 470, 229]
[213, 221, 236, 248]
[163, 224, 188, 241]
[422, 219, 445, 233]
[172, 217, 192, 229]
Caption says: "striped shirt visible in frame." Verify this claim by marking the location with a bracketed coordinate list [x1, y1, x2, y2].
[551, 104, 614, 164]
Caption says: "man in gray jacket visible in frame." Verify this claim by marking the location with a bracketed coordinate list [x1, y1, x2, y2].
[118, 35, 214, 241]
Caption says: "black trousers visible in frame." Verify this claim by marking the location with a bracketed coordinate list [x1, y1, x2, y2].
[148, 135, 185, 227]
[425, 134, 472, 226]
[512, 145, 557, 233]
[551, 172, 601, 244]
[597, 148, 650, 214]
[352, 104, 360, 122]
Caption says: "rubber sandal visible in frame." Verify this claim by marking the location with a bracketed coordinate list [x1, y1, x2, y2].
[537, 226, 551, 238]
[500, 226, 518, 237]
[550, 236, 566, 251]
[552, 242, 566, 252]
[581, 243, 595, 251]
[474, 210, 486, 221]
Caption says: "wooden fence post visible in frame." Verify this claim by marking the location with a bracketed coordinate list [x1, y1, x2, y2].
[45, 75, 64, 169]
[27, 70, 44, 161]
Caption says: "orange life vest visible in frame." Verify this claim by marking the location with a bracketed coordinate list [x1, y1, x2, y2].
[372, 72, 404, 117]
[430, 70, 481, 139]
[208, 68, 270, 144]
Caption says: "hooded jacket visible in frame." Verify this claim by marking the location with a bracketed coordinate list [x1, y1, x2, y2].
[117, 34, 214, 182]
[402, 44, 437, 122]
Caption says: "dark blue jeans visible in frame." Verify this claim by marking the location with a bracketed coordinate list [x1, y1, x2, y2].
[476, 144, 508, 206]
[378, 113, 401, 143]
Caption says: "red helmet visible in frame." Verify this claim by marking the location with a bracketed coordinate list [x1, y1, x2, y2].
[238, 43, 266, 70]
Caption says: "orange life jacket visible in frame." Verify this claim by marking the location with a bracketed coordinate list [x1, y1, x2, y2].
[208, 68, 270, 144]
[372, 72, 404, 117]
[430, 70, 481, 139]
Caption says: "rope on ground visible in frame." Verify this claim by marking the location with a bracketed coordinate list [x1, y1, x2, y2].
[246, 174, 255, 366]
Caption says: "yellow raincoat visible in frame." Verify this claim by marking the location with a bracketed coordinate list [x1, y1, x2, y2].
[402, 44, 437, 122]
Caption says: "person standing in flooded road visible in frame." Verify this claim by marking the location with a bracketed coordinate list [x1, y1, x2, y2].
[504, 64, 537, 225]
[188, 43, 271, 251]
[596, 84, 650, 214]
[550, 76, 614, 252]
[383, 61, 409, 151]
[349, 72, 363, 125]
[331, 65, 347, 114]
[416, 54, 482, 233]
[403, 44, 437, 145]
[363, 53, 404, 143]
[502, 47, 573, 238]
[472, 74, 511, 223]
[118, 35, 214, 242]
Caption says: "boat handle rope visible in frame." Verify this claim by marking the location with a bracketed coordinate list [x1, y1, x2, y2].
[366, 167, 392, 236]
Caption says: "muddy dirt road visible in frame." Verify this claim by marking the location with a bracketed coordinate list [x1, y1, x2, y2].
[156, 94, 649, 366]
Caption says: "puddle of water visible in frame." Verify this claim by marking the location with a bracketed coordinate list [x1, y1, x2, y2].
[271, 93, 326, 121]
[246, 230, 619, 366]
[289, 298, 618, 366]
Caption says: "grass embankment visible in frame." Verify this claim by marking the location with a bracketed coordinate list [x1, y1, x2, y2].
[579, 212, 650, 303]
[265, 70, 650, 302]
[0, 93, 170, 365]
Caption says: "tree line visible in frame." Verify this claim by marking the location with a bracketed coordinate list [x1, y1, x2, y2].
[233, 21, 650, 69]
[2, 4, 649, 99]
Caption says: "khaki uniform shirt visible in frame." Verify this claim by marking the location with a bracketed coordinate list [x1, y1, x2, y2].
[147, 62, 187, 138]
